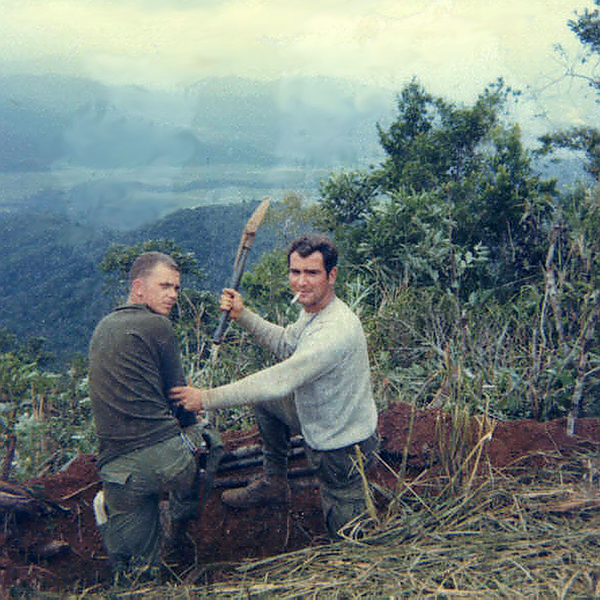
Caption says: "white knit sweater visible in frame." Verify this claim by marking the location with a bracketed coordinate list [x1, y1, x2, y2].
[203, 297, 378, 450]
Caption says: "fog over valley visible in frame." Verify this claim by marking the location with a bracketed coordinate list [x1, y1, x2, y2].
[0, 74, 391, 229]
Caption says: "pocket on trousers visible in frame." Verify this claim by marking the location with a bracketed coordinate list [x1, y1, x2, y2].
[100, 465, 132, 487]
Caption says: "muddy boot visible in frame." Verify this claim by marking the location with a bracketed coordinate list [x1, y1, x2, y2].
[162, 503, 195, 562]
[221, 474, 290, 508]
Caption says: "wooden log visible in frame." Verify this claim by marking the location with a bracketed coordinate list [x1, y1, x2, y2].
[215, 465, 318, 489]
[0, 481, 41, 514]
[220, 435, 304, 464]
[218, 446, 306, 473]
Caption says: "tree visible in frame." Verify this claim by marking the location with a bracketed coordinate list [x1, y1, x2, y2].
[538, 127, 600, 179]
[537, 2, 600, 177]
[0, 334, 93, 480]
[569, 1, 600, 68]
[99, 238, 202, 289]
[318, 170, 378, 228]
[318, 79, 557, 298]
[264, 192, 316, 244]
[375, 79, 507, 193]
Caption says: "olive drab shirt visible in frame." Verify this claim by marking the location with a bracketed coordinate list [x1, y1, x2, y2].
[88, 304, 195, 467]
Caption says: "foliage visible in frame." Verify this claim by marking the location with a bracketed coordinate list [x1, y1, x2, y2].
[349, 189, 491, 298]
[3, 76, 600, 486]
[536, 1, 600, 176]
[99, 238, 203, 301]
[174, 288, 220, 371]
[363, 281, 592, 421]
[538, 126, 600, 179]
[569, 0, 600, 69]
[375, 79, 511, 193]
[318, 169, 378, 227]
[240, 248, 297, 324]
[264, 191, 317, 245]
[0, 336, 93, 480]
[318, 79, 558, 302]
[313, 79, 599, 423]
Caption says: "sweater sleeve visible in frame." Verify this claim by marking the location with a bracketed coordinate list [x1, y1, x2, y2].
[237, 307, 296, 359]
[202, 317, 342, 410]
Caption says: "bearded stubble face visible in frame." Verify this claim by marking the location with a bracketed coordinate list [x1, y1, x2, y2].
[288, 250, 337, 313]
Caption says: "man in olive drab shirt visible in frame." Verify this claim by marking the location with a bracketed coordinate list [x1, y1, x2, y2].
[89, 252, 203, 581]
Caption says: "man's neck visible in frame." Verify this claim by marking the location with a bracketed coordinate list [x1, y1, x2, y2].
[304, 292, 336, 314]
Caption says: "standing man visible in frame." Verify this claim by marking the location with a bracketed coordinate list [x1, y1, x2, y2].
[170, 234, 378, 538]
[89, 251, 204, 582]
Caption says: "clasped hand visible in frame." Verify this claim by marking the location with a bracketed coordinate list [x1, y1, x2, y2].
[169, 386, 204, 412]
[220, 288, 244, 320]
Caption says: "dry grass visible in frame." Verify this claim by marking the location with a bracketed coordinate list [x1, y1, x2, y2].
[94, 449, 600, 600]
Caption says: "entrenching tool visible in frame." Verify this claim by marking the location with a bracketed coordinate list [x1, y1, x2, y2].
[211, 196, 270, 347]
[194, 196, 271, 510]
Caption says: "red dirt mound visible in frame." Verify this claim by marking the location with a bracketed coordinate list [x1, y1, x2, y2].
[1, 403, 598, 593]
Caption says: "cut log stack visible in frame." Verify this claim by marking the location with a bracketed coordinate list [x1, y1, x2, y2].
[215, 435, 318, 489]
[0, 480, 43, 515]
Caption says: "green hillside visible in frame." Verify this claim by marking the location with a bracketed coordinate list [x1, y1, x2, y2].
[0, 200, 277, 363]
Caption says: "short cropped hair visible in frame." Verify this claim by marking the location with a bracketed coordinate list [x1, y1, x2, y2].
[287, 234, 338, 275]
[129, 251, 179, 286]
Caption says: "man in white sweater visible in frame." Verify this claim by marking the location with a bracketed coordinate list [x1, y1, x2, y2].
[169, 234, 378, 537]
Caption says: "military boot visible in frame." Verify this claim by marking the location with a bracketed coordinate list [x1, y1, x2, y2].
[221, 474, 290, 508]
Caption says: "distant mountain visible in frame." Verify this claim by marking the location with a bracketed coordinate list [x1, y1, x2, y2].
[0, 200, 279, 364]
[0, 211, 113, 362]
[0, 74, 103, 172]
[0, 74, 393, 228]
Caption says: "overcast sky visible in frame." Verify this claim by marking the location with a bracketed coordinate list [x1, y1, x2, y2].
[1, 0, 598, 132]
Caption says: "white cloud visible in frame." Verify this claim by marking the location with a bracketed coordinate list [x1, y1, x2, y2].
[0, 0, 590, 97]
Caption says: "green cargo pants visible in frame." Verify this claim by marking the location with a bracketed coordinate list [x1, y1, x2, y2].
[254, 396, 378, 538]
[98, 424, 204, 574]
[305, 433, 379, 538]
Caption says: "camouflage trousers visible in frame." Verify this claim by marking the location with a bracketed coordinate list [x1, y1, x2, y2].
[254, 396, 379, 538]
[98, 424, 204, 574]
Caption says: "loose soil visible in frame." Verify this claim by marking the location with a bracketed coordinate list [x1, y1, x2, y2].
[1, 402, 599, 594]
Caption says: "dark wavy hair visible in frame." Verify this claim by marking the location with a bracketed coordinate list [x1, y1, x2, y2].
[287, 234, 338, 275]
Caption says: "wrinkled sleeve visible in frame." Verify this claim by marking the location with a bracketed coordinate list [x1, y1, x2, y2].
[202, 322, 342, 410]
[158, 318, 196, 427]
[237, 308, 297, 359]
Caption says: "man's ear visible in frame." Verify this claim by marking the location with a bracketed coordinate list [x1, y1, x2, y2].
[131, 277, 144, 300]
[328, 266, 338, 284]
